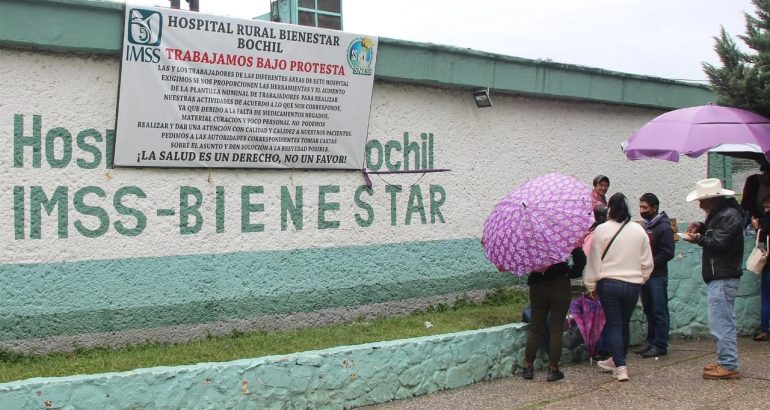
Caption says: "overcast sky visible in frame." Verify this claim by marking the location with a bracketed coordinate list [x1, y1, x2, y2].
[124, 0, 756, 82]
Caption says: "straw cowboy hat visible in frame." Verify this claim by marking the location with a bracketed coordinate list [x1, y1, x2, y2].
[686, 178, 736, 202]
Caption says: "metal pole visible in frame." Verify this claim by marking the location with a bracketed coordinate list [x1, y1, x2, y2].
[187, 0, 199, 11]
[169, 0, 180, 9]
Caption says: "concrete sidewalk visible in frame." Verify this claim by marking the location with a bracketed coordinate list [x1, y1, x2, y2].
[362, 338, 770, 409]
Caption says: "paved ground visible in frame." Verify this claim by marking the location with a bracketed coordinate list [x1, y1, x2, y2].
[361, 338, 770, 409]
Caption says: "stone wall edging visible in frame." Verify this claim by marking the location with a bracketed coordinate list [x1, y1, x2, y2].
[1, 324, 532, 409]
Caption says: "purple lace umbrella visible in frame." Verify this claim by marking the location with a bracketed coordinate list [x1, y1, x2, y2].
[569, 294, 606, 358]
[482, 173, 593, 275]
[622, 104, 770, 162]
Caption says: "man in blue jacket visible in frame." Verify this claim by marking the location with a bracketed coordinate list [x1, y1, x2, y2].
[634, 193, 675, 358]
[683, 179, 744, 380]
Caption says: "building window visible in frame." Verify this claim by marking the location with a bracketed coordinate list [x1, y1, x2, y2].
[297, 0, 342, 30]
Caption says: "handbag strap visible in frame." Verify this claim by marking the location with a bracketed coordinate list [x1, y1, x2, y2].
[601, 220, 630, 261]
[756, 231, 769, 251]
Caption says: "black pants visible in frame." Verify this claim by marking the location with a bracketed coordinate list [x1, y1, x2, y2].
[525, 275, 571, 367]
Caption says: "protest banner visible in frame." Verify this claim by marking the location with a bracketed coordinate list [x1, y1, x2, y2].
[115, 5, 377, 169]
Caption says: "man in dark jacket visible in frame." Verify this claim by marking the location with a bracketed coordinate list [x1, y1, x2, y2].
[683, 179, 743, 380]
[634, 193, 675, 358]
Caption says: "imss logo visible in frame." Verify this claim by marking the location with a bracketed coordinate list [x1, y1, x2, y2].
[346, 37, 374, 76]
[125, 8, 163, 63]
[128, 8, 162, 45]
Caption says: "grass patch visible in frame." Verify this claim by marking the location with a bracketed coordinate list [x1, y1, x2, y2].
[0, 287, 527, 383]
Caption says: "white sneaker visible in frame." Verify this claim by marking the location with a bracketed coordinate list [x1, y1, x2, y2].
[597, 357, 615, 372]
[613, 366, 629, 382]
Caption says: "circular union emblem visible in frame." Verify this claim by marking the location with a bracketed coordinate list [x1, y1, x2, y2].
[347, 37, 374, 73]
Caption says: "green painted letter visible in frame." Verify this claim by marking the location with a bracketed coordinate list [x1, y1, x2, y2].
[13, 114, 41, 168]
[76, 129, 103, 169]
[180, 186, 203, 234]
[405, 185, 426, 225]
[318, 185, 340, 229]
[45, 127, 73, 168]
[354, 185, 374, 227]
[281, 185, 303, 231]
[430, 185, 446, 223]
[365, 139, 383, 171]
[13, 186, 25, 239]
[385, 185, 402, 226]
[105, 129, 115, 169]
[384, 140, 402, 171]
[216, 186, 225, 233]
[74, 186, 108, 237]
[114, 186, 147, 236]
[30, 186, 68, 239]
[241, 186, 265, 233]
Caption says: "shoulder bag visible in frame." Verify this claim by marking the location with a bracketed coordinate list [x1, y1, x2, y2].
[746, 234, 768, 276]
[601, 220, 630, 261]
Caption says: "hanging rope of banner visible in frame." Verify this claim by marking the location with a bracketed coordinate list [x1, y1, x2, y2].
[361, 168, 451, 189]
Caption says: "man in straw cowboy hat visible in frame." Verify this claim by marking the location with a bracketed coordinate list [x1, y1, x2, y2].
[683, 178, 743, 380]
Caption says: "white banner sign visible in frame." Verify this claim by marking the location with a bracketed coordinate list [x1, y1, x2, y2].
[115, 5, 377, 169]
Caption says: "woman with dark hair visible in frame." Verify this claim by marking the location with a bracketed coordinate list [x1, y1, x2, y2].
[591, 175, 610, 208]
[582, 204, 608, 255]
[741, 164, 770, 221]
[584, 193, 653, 381]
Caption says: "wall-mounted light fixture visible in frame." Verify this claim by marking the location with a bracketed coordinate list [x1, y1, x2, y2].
[473, 88, 493, 108]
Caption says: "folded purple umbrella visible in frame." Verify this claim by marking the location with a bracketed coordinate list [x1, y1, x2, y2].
[622, 104, 770, 162]
[482, 173, 593, 276]
[569, 294, 606, 357]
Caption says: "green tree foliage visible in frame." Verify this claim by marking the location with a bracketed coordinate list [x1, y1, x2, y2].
[704, 0, 770, 117]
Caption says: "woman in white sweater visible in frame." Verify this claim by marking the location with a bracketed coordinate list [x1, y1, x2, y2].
[585, 192, 654, 382]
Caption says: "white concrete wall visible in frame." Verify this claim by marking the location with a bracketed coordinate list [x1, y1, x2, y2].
[0, 48, 708, 348]
[0, 49, 706, 265]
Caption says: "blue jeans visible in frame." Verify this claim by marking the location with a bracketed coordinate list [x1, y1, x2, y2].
[707, 279, 740, 370]
[640, 276, 670, 350]
[595, 329, 609, 355]
[761, 266, 770, 333]
[598, 279, 640, 367]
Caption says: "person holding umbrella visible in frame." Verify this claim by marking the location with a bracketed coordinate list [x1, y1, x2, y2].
[521, 247, 586, 382]
[584, 193, 654, 382]
[482, 173, 595, 381]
